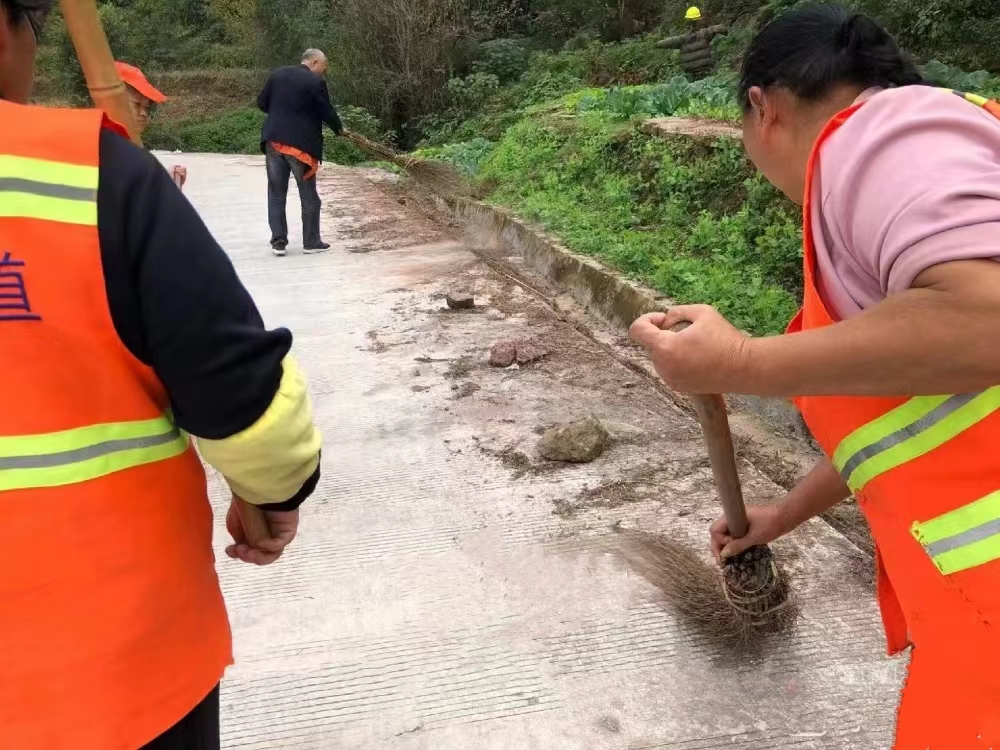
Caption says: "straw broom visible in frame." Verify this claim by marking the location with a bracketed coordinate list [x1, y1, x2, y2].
[59, 0, 272, 547]
[344, 131, 471, 198]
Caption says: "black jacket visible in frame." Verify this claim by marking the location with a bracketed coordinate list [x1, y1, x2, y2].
[257, 65, 344, 161]
[658, 25, 728, 78]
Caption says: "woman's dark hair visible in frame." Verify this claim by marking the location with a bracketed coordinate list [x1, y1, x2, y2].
[0, 0, 53, 36]
[738, 3, 924, 110]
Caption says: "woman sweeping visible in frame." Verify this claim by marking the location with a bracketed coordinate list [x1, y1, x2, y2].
[631, 4, 1000, 747]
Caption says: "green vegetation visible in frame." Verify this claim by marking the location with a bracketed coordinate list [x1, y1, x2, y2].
[34, 0, 1000, 334]
[474, 107, 801, 334]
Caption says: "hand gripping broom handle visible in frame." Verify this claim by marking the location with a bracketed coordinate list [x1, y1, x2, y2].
[59, 0, 140, 144]
[234, 496, 274, 549]
[670, 321, 750, 539]
[60, 0, 272, 547]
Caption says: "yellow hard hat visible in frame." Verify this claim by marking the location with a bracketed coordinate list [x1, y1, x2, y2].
[685, 6, 702, 20]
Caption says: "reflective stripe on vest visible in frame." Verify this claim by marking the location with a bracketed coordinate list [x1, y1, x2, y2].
[0, 154, 98, 226]
[0, 414, 188, 491]
[912, 490, 1000, 575]
[832, 386, 1000, 492]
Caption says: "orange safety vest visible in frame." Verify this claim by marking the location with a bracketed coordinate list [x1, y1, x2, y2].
[788, 90, 1000, 748]
[0, 101, 232, 747]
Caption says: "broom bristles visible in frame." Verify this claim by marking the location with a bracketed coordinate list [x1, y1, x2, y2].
[615, 528, 796, 650]
[344, 131, 470, 198]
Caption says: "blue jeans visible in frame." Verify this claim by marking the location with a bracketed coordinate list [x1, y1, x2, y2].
[265, 144, 322, 248]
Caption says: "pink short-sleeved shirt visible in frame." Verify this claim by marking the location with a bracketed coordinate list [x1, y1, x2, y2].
[811, 85, 1000, 319]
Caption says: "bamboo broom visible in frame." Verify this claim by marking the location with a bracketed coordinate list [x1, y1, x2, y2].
[59, 0, 272, 548]
[344, 131, 471, 198]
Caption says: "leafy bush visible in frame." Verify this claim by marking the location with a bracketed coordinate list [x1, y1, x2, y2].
[472, 39, 531, 84]
[445, 74, 504, 117]
[418, 138, 497, 175]
[921, 60, 1000, 99]
[145, 107, 264, 154]
[578, 76, 739, 120]
[855, 0, 1000, 73]
[478, 114, 801, 334]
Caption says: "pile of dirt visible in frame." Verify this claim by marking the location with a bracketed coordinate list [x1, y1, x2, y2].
[488, 339, 549, 368]
[538, 416, 609, 463]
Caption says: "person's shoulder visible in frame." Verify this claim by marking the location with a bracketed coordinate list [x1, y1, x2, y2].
[857, 85, 1000, 131]
[825, 85, 1000, 173]
[99, 128, 169, 186]
[272, 64, 303, 78]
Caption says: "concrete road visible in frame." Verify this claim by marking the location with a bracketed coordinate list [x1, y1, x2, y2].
[165, 153, 905, 749]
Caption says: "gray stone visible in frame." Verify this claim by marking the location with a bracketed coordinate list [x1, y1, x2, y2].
[446, 293, 475, 310]
[489, 340, 518, 367]
[515, 341, 549, 365]
[538, 416, 610, 463]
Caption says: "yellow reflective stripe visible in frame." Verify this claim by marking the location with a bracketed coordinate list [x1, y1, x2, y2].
[0, 415, 190, 492]
[845, 388, 1000, 491]
[0, 415, 176, 457]
[832, 395, 950, 472]
[0, 436, 189, 492]
[913, 491, 1000, 575]
[0, 154, 99, 190]
[0, 191, 97, 225]
[932, 535, 1000, 575]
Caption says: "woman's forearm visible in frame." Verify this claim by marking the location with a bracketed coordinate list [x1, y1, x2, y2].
[745, 263, 1000, 397]
[776, 457, 852, 534]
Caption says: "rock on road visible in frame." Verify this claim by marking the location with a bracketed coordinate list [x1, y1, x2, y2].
[164, 152, 905, 749]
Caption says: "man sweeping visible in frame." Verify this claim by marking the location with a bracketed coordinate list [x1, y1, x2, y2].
[0, 0, 323, 746]
[657, 7, 728, 80]
[257, 48, 345, 256]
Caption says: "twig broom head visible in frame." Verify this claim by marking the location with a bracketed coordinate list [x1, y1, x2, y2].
[615, 528, 795, 651]
[344, 131, 472, 199]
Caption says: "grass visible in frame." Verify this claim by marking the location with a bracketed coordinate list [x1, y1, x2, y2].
[461, 108, 801, 336]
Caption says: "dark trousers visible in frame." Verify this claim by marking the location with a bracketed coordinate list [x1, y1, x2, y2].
[142, 685, 220, 750]
[266, 144, 322, 248]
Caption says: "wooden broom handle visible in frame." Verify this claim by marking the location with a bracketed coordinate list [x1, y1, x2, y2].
[670, 321, 750, 539]
[60, 0, 141, 144]
[235, 497, 273, 548]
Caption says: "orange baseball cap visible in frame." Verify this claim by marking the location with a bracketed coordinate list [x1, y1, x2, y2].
[115, 61, 167, 104]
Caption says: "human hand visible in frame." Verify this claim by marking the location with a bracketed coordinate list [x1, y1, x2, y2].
[171, 165, 187, 188]
[225, 499, 299, 565]
[629, 305, 752, 394]
[709, 504, 786, 564]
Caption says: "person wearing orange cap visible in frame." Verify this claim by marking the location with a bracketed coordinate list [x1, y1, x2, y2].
[115, 60, 187, 189]
[1, 2, 324, 746]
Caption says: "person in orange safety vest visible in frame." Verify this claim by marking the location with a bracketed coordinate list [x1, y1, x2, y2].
[631, 5, 1000, 748]
[114, 59, 187, 189]
[0, 1, 323, 747]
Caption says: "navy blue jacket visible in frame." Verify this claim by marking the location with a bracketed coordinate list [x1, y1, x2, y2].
[257, 65, 343, 161]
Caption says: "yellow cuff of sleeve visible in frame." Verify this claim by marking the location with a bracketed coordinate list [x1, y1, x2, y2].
[197, 356, 322, 505]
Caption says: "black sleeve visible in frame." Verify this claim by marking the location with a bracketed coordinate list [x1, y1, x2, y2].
[257, 74, 272, 113]
[316, 79, 344, 135]
[97, 130, 292, 440]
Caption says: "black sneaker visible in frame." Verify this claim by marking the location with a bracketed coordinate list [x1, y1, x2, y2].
[271, 240, 287, 257]
[303, 242, 331, 254]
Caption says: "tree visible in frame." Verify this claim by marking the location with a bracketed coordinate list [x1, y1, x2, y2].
[326, 0, 472, 145]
